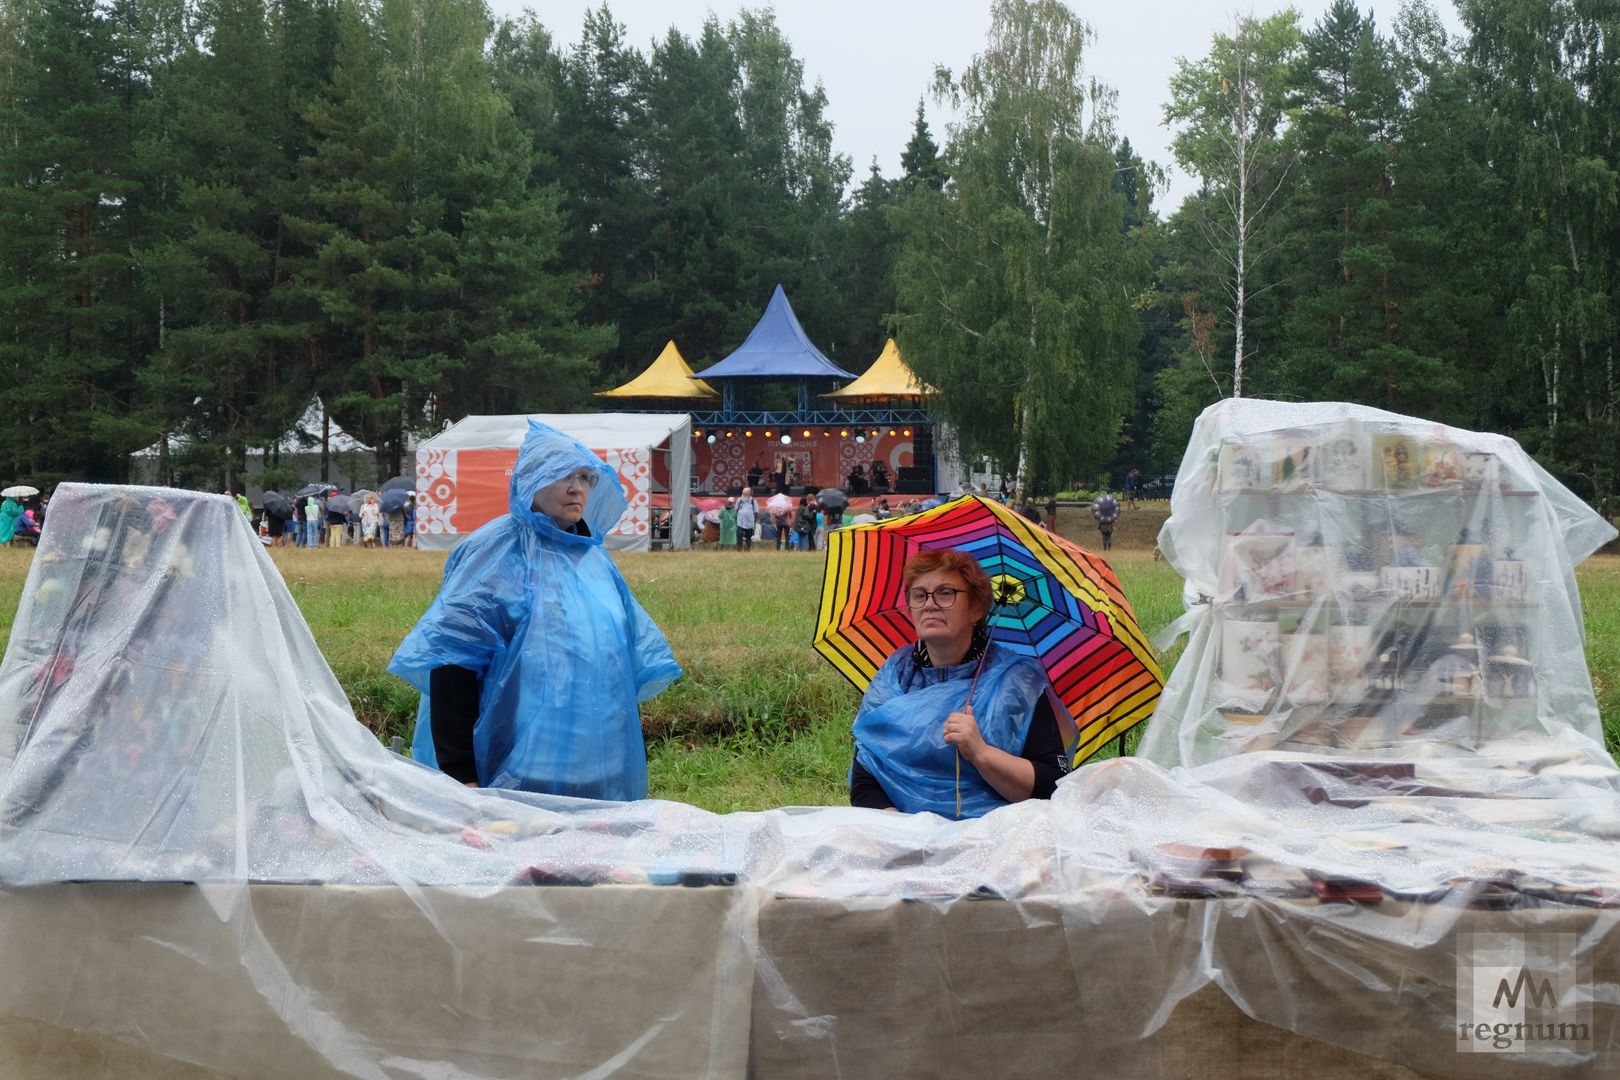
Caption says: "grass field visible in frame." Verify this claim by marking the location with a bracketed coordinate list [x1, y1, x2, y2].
[1, 498, 1616, 812]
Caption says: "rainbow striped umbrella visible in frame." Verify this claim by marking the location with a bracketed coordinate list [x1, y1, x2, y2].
[813, 495, 1164, 763]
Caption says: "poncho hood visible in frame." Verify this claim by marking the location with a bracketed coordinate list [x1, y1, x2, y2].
[509, 420, 626, 544]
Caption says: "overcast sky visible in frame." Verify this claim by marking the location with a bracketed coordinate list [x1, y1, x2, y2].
[495, 1, 1464, 212]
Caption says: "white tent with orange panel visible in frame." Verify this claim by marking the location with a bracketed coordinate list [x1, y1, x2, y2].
[414, 412, 692, 553]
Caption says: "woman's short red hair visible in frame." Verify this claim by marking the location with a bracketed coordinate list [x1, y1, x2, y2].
[901, 548, 992, 616]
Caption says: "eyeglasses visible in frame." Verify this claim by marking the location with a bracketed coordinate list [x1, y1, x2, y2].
[561, 469, 599, 490]
[906, 585, 961, 609]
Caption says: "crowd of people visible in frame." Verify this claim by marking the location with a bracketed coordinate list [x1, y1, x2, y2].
[698, 490, 929, 552]
[689, 484, 1124, 553]
[251, 490, 417, 550]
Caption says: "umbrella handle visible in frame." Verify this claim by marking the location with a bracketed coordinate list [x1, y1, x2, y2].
[955, 631, 993, 821]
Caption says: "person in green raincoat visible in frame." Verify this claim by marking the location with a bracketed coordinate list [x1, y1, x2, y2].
[719, 497, 738, 548]
[0, 498, 21, 545]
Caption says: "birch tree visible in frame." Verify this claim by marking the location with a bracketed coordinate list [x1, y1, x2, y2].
[892, 0, 1146, 493]
[1164, 12, 1302, 397]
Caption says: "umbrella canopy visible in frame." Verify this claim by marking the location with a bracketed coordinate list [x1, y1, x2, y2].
[294, 482, 338, 499]
[381, 489, 413, 514]
[1, 485, 39, 498]
[380, 475, 414, 493]
[812, 495, 1164, 763]
[815, 488, 849, 510]
[262, 491, 294, 519]
[325, 495, 353, 515]
[765, 493, 794, 515]
[1092, 493, 1120, 524]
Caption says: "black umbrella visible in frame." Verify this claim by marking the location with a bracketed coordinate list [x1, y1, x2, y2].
[294, 481, 339, 499]
[381, 475, 414, 493]
[381, 488, 413, 514]
[262, 491, 294, 520]
[325, 494, 354, 515]
[816, 488, 849, 511]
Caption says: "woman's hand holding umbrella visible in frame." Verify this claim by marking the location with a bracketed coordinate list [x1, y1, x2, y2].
[941, 705, 986, 762]
[944, 702, 1036, 805]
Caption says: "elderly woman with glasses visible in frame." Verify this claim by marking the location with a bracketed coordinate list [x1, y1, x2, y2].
[390, 421, 680, 800]
[849, 548, 1073, 817]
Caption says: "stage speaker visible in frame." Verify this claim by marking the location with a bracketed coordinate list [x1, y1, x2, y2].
[895, 467, 932, 495]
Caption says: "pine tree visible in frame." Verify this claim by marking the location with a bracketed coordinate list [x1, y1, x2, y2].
[0, 0, 153, 481]
[898, 98, 947, 193]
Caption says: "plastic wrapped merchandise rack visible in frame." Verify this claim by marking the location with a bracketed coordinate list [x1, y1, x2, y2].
[0, 463, 1616, 1079]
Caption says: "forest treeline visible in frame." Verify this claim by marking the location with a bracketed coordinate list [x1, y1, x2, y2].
[0, 0, 1616, 506]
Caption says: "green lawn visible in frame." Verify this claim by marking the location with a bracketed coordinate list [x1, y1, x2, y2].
[0, 527, 1615, 812]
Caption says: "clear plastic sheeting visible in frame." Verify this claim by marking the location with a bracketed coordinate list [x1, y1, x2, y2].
[1, 474, 1620, 1078]
[1141, 398, 1616, 767]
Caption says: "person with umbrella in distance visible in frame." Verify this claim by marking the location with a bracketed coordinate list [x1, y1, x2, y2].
[1091, 490, 1121, 552]
[0, 488, 30, 545]
[325, 494, 347, 547]
[388, 420, 680, 798]
[847, 549, 1072, 817]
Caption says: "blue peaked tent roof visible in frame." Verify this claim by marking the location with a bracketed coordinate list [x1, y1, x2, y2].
[693, 285, 856, 380]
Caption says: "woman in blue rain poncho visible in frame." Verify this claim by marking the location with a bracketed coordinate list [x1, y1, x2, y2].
[389, 421, 681, 800]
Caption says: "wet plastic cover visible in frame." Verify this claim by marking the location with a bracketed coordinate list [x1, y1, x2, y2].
[1141, 398, 1615, 766]
[0, 424, 1619, 1077]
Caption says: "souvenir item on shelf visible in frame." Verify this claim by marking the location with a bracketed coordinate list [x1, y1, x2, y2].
[1219, 618, 1281, 703]
[1487, 646, 1534, 698]
[1418, 442, 1461, 487]
[1491, 552, 1528, 603]
[1445, 530, 1491, 600]
[1328, 624, 1375, 695]
[1460, 450, 1499, 488]
[1271, 432, 1318, 491]
[1338, 569, 1383, 602]
[1281, 629, 1329, 705]
[1372, 432, 1420, 489]
[1218, 438, 1267, 490]
[1318, 422, 1366, 490]
[1220, 523, 1295, 602]
[1430, 634, 1484, 699]
[1379, 564, 1441, 602]
[1294, 534, 1332, 596]
[1369, 649, 1403, 692]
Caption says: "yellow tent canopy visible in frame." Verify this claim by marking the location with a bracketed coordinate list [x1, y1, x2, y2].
[821, 339, 933, 401]
[595, 340, 718, 400]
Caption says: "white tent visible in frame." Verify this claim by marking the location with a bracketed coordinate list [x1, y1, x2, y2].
[129, 400, 378, 502]
[414, 413, 692, 553]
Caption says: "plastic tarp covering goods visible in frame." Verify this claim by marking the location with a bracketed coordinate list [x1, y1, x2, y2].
[0, 400, 1618, 1079]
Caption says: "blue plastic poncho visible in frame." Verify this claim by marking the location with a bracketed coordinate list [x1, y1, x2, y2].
[851, 642, 1052, 818]
[0, 499, 19, 545]
[388, 421, 681, 800]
